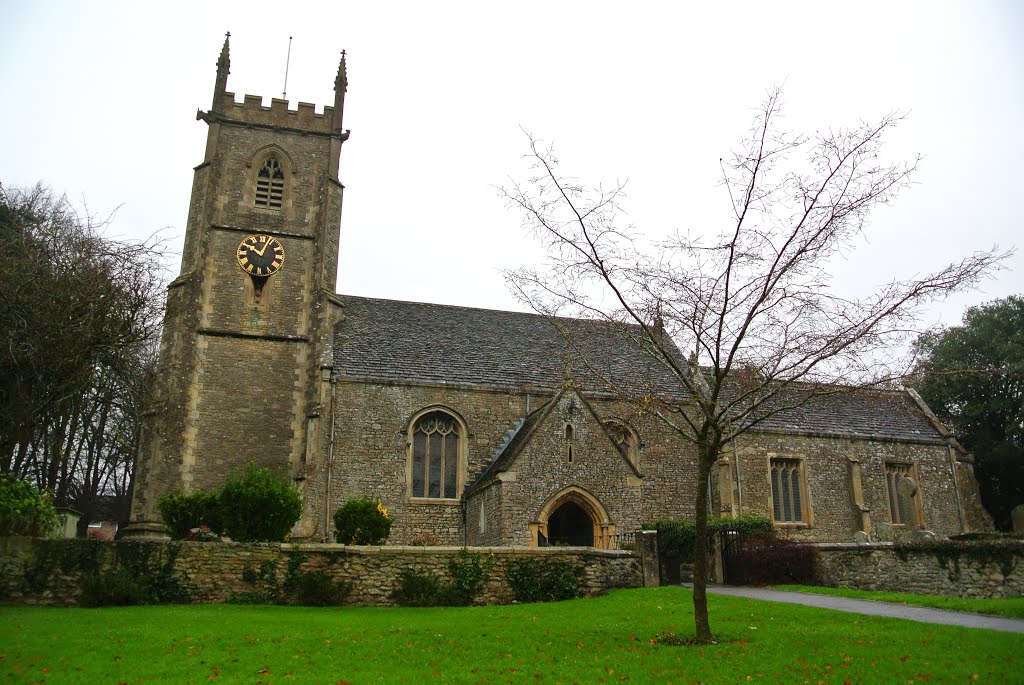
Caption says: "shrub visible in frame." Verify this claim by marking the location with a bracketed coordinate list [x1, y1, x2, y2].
[333, 497, 392, 545]
[218, 462, 302, 542]
[646, 514, 773, 562]
[390, 550, 493, 607]
[506, 558, 582, 603]
[0, 475, 60, 537]
[446, 549, 493, 606]
[392, 568, 444, 607]
[293, 569, 351, 606]
[157, 489, 222, 539]
[727, 533, 819, 585]
[79, 571, 149, 607]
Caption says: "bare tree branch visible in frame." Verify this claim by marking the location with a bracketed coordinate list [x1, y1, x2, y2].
[500, 91, 1010, 642]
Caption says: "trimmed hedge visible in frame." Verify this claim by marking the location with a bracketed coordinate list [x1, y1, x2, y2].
[333, 497, 392, 545]
[645, 514, 773, 562]
[218, 463, 303, 543]
[726, 532, 819, 585]
[157, 489, 221, 539]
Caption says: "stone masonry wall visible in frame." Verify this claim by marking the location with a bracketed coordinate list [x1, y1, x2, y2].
[725, 433, 975, 541]
[491, 390, 644, 546]
[0, 538, 640, 608]
[815, 541, 1024, 598]
[303, 380, 693, 545]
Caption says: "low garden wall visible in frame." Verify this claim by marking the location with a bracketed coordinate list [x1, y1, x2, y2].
[0, 537, 641, 607]
[815, 540, 1024, 598]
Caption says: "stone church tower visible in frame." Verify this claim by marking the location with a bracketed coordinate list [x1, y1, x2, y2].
[126, 35, 348, 536]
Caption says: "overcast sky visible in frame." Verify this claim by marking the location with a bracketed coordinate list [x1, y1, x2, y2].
[1, 1, 1021, 331]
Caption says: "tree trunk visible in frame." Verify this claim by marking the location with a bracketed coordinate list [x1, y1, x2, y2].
[691, 439, 718, 643]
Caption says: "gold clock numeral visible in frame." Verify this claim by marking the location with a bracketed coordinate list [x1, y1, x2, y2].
[237, 233, 284, 276]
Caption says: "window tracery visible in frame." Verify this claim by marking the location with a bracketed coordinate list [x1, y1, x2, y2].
[410, 410, 461, 499]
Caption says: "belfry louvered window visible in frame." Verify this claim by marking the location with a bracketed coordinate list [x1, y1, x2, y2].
[255, 156, 285, 209]
[770, 458, 805, 523]
[411, 411, 460, 499]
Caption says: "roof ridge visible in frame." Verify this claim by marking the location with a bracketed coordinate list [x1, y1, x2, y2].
[336, 293, 646, 329]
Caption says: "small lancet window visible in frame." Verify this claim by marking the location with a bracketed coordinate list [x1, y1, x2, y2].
[255, 156, 285, 209]
[565, 424, 575, 463]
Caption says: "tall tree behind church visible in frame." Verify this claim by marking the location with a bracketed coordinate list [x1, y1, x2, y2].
[0, 183, 166, 526]
[913, 296, 1024, 530]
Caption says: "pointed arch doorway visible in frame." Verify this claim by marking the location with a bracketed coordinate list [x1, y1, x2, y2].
[548, 500, 593, 546]
[531, 486, 616, 549]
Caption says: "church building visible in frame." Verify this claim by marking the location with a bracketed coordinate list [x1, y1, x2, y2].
[126, 37, 991, 545]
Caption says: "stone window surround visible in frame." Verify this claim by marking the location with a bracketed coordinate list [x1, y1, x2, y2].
[883, 461, 925, 528]
[404, 405, 467, 505]
[243, 144, 295, 219]
[766, 453, 814, 528]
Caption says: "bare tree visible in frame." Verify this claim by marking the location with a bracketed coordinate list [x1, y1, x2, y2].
[0, 183, 166, 525]
[502, 89, 1007, 642]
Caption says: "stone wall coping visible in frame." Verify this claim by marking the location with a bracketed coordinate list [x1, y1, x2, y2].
[814, 542, 894, 551]
[278, 542, 637, 558]
[815, 539, 1024, 552]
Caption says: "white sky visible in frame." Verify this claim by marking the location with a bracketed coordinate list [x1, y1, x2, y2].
[1, 0, 1021, 330]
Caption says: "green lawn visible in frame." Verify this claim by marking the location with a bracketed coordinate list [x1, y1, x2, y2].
[773, 584, 1024, 619]
[1, 587, 1021, 683]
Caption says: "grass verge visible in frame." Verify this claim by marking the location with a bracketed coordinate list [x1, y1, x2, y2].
[772, 584, 1024, 619]
[1, 586, 1021, 683]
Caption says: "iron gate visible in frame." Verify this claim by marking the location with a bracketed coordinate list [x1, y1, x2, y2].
[719, 524, 752, 585]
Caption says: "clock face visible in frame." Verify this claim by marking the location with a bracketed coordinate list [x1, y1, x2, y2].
[236, 234, 285, 277]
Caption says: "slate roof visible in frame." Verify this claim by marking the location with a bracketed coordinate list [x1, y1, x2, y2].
[752, 387, 946, 444]
[332, 295, 684, 396]
[331, 295, 947, 444]
[464, 401, 548, 494]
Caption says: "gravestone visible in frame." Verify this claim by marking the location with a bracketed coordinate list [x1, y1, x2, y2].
[1012, 504, 1024, 534]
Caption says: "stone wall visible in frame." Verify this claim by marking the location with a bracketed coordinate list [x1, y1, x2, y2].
[719, 432, 985, 542]
[814, 541, 1024, 598]
[0, 538, 641, 608]
[305, 380, 693, 545]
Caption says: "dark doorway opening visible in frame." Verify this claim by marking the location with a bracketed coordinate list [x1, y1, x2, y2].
[546, 501, 594, 546]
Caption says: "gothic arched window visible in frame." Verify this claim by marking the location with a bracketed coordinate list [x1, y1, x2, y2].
[255, 156, 285, 209]
[410, 410, 463, 499]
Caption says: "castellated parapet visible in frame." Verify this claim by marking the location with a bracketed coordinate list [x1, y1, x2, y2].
[205, 92, 338, 134]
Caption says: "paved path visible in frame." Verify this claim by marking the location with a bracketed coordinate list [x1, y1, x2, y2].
[685, 584, 1024, 634]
